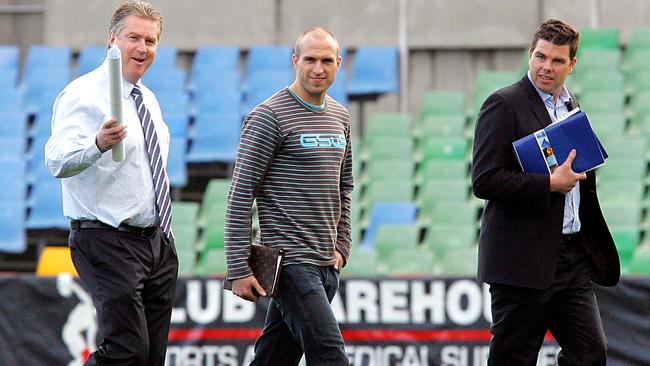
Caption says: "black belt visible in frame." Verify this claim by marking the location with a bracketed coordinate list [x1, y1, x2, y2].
[70, 220, 158, 236]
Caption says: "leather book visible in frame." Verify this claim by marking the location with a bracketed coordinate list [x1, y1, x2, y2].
[223, 244, 285, 297]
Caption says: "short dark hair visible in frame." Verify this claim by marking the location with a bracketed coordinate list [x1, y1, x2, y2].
[109, 0, 163, 41]
[530, 19, 579, 60]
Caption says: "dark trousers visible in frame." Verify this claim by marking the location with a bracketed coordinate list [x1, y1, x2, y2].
[69, 226, 178, 366]
[251, 264, 348, 366]
[488, 234, 607, 366]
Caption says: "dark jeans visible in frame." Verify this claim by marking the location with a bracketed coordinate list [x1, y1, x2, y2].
[488, 235, 607, 366]
[69, 226, 178, 366]
[251, 264, 348, 366]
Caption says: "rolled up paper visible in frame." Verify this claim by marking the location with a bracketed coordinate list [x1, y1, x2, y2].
[108, 44, 125, 162]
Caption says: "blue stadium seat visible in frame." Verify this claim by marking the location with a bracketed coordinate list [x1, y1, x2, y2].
[25, 45, 72, 69]
[30, 111, 52, 138]
[77, 45, 107, 76]
[0, 45, 20, 69]
[22, 84, 66, 115]
[147, 46, 178, 73]
[0, 158, 27, 204]
[168, 137, 187, 188]
[27, 135, 50, 184]
[193, 86, 241, 115]
[0, 201, 27, 254]
[362, 202, 417, 247]
[245, 46, 293, 76]
[0, 135, 27, 158]
[347, 47, 398, 96]
[142, 68, 187, 94]
[191, 70, 241, 98]
[153, 89, 190, 117]
[187, 111, 242, 163]
[0, 110, 28, 139]
[165, 112, 190, 138]
[193, 46, 240, 72]
[243, 69, 293, 113]
[0, 68, 19, 89]
[328, 67, 348, 105]
[26, 179, 68, 230]
[0, 87, 23, 112]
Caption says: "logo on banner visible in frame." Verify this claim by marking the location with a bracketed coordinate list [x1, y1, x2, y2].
[56, 273, 97, 366]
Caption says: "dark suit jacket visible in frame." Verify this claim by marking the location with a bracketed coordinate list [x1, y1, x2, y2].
[471, 76, 620, 289]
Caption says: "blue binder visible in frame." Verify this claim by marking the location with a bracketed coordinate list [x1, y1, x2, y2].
[513, 110, 607, 174]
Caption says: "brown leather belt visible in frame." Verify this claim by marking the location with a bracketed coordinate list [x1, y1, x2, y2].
[70, 220, 158, 236]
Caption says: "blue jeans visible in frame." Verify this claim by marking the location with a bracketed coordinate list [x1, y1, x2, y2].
[251, 264, 348, 366]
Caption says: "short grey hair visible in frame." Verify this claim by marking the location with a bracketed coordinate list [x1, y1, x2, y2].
[109, 0, 163, 40]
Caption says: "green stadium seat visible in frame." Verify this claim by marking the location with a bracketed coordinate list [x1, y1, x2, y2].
[418, 90, 466, 122]
[172, 201, 200, 228]
[578, 28, 621, 50]
[432, 246, 478, 276]
[194, 249, 227, 276]
[598, 180, 645, 203]
[198, 178, 231, 227]
[424, 224, 477, 256]
[623, 49, 650, 75]
[574, 71, 625, 95]
[417, 136, 468, 161]
[362, 179, 414, 211]
[362, 159, 415, 181]
[629, 244, 650, 274]
[601, 202, 643, 227]
[175, 226, 198, 276]
[418, 179, 468, 206]
[597, 158, 647, 183]
[417, 113, 466, 138]
[416, 159, 468, 184]
[610, 227, 640, 270]
[588, 112, 627, 138]
[361, 136, 413, 161]
[419, 201, 478, 227]
[383, 247, 434, 276]
[342, 247, 378, 276]
[579, 90, 626, 114]
[573, 49, 621, 75]
[627, 27, 650, 51]
[365, 113, 412, 141]
[374, 224, 420, 261]
[625, 69, 650, 96]
[629, 91, 650, 126]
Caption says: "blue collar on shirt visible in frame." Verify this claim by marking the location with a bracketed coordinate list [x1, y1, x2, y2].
[287, 87, 326, 111]
[526, 71, 571, 109]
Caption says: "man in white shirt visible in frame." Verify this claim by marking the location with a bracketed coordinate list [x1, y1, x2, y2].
[45, 1, 177, 365]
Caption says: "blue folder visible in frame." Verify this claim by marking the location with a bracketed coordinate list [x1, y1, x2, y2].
[513, 110, 607, 174]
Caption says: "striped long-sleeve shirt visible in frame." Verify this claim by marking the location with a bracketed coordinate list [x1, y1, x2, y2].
[224, 87, 354, 280]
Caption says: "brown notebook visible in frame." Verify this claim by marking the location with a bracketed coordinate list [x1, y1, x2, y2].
[223, 244, 285, 297]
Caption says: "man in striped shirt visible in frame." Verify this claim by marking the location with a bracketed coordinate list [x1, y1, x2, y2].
[225, 27, 353, 365]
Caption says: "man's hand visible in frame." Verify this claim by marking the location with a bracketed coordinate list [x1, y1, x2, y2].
[96, 117, 127, 152]
[334, 250, 345, 272]
[550, 149, 586, 193]
[231, 275, 267, 302]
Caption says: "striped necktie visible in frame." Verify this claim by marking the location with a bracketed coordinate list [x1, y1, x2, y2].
[131, 85, 173, 240]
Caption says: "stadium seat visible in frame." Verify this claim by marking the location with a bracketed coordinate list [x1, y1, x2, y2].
[77, 45, 107, 76]
[578, 28, 621, 50]
[424, 224, 477, 256]
[187, 111, 242, 164]
[198, 179, 232, 227]
[579, 90, 626, 114]
[0, 45, 19, 69]
[194, 248, 227, 275]
[629, 244, 650, 274]
[25, 45, 72, 69]
[192, 84, 242, 115]
[416, 159, 468, 184]
[328, 66, 348, 105]
[362, 202, 417, 247]
[418, 179, 468, 206]
[574, 71, 625, 95]
[417, 113, 466, 139]
[142, 68, 187, 94]
[0, 68, 19, 89]
[245, 45, 293, 76]
[341, 247, 378, 276]
[419, 201, 478, 227]
[167, 137, 187, 188]
[146, 45, 178, 73]
[374, 224, 420, 261]
[191, 46, 240, 91]
[35, 246, 77, 276]
[164, 111, 190, 138]
[418, 136, 468, 161]
[243, 69, 294, 113]
[362, 159, 415, 181]
[610, 227, 640, 269]
[361, 136, 413, 161]
[432, 246, 478, 276]
[418, 90, 466, 122]
[384, 248, 434, 276]
[191, 71, 241, 105]
[0, 200, 26, 254]
[0, 110, 28, 139]
[573, 49, 621, 75]
[347, 46, 398, 96]
[26, 180, 68, 230]
[627, 27, 650, 51]
[588, 112, 627, 138]
[629, 91, 650, 126]
[626, 69, 650, 96]
[364, 113, 412, 141]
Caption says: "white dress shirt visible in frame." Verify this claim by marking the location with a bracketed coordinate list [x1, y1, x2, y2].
[527, 72, 581, 234]
[45, 60, 170, 228]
